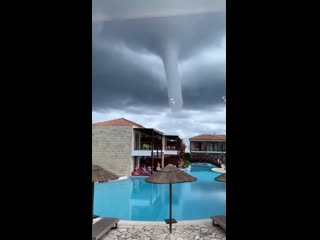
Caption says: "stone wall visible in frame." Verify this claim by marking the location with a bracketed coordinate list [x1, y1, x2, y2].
[92, 126, 134, 176]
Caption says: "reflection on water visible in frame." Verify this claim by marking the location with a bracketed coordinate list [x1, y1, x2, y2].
[94, 164, 226, 221]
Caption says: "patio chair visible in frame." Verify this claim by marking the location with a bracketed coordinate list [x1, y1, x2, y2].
[92, 217, 120, 240]
[211, 215, 226, 230]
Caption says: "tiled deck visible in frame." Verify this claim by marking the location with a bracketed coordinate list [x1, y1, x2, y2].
[93, 219, 226, 240]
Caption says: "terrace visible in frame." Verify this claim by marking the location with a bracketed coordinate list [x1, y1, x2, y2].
[132, 129, 182, 174]
[93, 218, 226, 240]
[132, 128, 164, 157]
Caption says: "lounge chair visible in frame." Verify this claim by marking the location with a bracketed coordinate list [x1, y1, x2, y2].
[211, 215, 226, 230]
[92, 217, 120, 240]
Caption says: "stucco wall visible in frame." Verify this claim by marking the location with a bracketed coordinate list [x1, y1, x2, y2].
[92, 126, 133, 176]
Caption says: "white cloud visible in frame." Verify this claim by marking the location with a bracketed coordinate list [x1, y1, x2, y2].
[92, 105, 226, 149]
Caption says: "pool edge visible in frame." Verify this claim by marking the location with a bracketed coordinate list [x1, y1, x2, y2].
[93, 218, 212, 225]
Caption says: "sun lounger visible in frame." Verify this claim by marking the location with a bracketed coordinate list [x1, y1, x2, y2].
[92, 217, 120, 240]
[211, 215, 226, 230]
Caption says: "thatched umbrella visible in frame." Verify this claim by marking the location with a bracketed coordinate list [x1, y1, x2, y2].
[92, 165, 119, 220]
[215, 173, 226, 182]
[145, 164, 197, 234]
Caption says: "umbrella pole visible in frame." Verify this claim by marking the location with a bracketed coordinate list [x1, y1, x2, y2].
[170, 183, 172, 234]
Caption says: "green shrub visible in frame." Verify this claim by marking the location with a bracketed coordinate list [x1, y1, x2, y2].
[184, 160, 191, 168]
[182, 152, 190, 161]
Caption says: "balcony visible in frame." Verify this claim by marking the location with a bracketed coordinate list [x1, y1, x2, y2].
[132, 150, 163, 157]
[191, 150, 225, 154]
[190, 142, 226, 154]
[163, 150, 178, 155]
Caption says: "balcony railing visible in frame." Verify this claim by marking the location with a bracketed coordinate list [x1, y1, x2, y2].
[163, 150, 178, 155]
[165, 146, 177, 150]
[132, 149, 179, 156]
[190, 150, 225, 154]
[132, 150, 165, 156]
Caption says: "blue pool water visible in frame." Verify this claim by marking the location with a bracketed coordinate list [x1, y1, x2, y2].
[94, 163, 226, 221]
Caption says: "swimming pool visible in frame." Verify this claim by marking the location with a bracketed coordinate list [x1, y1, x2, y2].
[94, 163, 226, 221]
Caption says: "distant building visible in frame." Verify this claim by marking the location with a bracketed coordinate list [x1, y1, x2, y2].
[189, 134, 226, 164]
[92, 118, 181, 176]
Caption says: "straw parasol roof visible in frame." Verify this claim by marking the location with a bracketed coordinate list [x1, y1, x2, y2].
[92, 165, 119, 221]
[145, 164, 197, 184]
[92, 165, 119, 182]
[215, 173, 226, 182]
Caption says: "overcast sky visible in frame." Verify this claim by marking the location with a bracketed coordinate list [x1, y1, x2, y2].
[92, 0, 226, 150]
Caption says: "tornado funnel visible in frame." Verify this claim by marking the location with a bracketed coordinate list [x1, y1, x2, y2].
[162, 40, 183, 111]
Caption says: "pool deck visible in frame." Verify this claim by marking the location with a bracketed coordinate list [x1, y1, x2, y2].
[211, 168, 226, 174]
[93, 218, 226, 240]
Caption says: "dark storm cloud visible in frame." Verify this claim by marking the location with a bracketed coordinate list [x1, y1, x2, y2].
[92, 1, 226, 147]
[94, 12, 225, 61]
[182, 82, 226, 109]
[92, 42, 225, 111]
[181, 62, 226, 109]
[93, 0, 225, 22]
[92, 46, 168, 111]
[93, 11, 225, 112]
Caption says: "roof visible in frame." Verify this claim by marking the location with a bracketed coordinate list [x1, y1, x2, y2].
[145, 164, 197, 184]
[134, 128, 164, 136]
[93, 118, 144, 128]
[92, 165, 119, 182]
[189, 134, 226, 141]
[215, 173, 226, 182]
